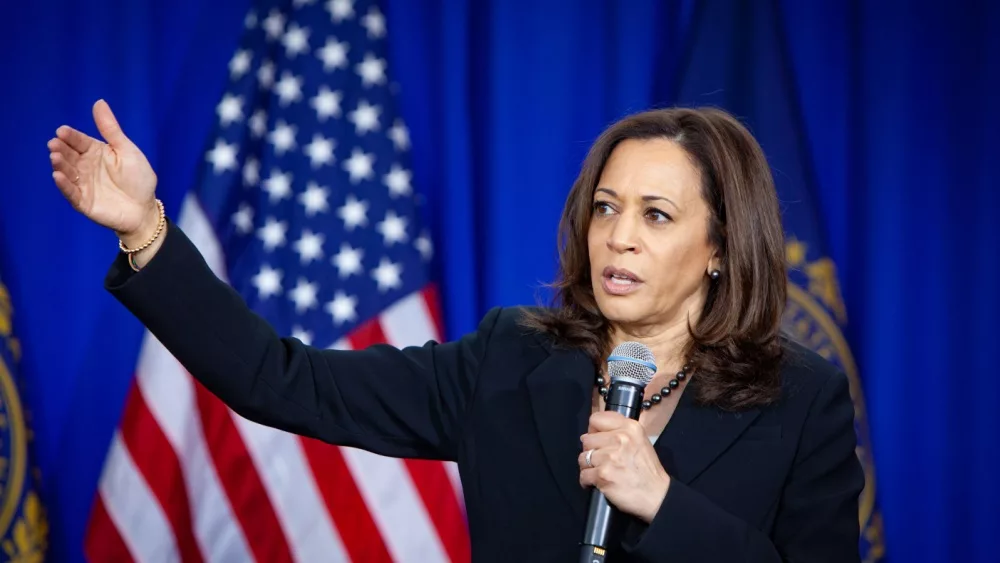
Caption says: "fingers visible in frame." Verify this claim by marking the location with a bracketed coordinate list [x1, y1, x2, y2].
[47, 137, 80, 167]
[579, 466, 603, 488]
[55, 125, 95, 154]
[578, 447, 604, 469]
[51, 170, 82, 209]
[50, 152, 80, 186]
[92, 99, 130, 148]
[588, 411, 646, 436]
[578, 448, 605, 488]
[580, 430, 623, 452]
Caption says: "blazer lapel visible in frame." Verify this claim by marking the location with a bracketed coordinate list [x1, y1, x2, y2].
[525, 344, 595, 516]
[655, 385, 761, 485]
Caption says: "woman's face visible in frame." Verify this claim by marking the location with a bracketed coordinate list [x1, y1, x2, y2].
[587, 138, 717, 334]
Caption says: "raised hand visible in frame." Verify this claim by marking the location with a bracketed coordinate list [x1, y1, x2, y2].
[48, 100, 159, 239]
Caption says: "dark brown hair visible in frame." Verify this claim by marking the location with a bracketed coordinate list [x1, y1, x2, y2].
[521, 107, 787, 411]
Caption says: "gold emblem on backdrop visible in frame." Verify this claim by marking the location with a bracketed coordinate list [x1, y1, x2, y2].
[782, 238, 885, 562]
[0, 278, 48, 563]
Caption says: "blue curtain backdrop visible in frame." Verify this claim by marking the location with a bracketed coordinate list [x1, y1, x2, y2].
[1, 0, 997, 562]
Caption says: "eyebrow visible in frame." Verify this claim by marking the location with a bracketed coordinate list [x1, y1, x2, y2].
[594, 187, 679, 211]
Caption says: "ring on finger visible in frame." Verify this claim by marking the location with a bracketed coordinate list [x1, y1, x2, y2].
[585, 449, 595, 468]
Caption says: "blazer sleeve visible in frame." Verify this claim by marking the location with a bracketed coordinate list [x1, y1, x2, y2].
[104, 219, 502, 461]
[622, 370, 865, 562]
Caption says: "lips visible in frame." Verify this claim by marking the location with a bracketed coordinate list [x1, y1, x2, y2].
[600, 266, 643, 295]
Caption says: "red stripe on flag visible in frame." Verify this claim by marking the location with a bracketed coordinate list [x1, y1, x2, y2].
[421, 284, 446, 341]
[117, 380, 205, 563]
[84, 497, 136, 563]
[347, 314, 388, 350]
[300, 437, 394, 562]
[193, 377, 294, 563]
[404, 459, 472, 563]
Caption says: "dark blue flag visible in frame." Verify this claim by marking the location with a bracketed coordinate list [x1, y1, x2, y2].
[0, 275, 48, 562]
[660, 0, 886, 560]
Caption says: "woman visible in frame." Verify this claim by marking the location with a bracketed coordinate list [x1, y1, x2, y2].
[48, 100, 864, 562]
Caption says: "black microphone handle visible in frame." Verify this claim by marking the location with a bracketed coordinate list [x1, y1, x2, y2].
[579, 381, 645, 563]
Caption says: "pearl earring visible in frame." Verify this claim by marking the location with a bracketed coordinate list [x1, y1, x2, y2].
[709, 269, 721, 281]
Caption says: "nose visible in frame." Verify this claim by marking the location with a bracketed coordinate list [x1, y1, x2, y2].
[606, 214, 639, 254]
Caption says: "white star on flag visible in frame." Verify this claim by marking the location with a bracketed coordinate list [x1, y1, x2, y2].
[268, 120, 298, 155]
[337, 194, 368, 230]
[249, 109, 268, 138]
[257, 217, 288, 251]
[376, 210, 408, 246]
[327, 0, 354, 23]
[243, 157, 260, 187]
[299, 182, 330, 216]
[282, 23, 310, 57]
[356, 53, 386, 87]
[207, 140, 238, 173]
[371, 257, 402, 292]
[362, 7, 386, 39]
[317, 37, 349, 71]
[252, 264, 283, 298]
[349, 100, 380, 134]
[332, 243, 364, 278]
[263, 169, 293, 202]
[383, 164, 411, 197]
[291, 326, 313, 345]
[311, 86, 343, 121]
[229, 50, 252, 78]
[293, 230, 325, 264]
[325, 291, 358, 324]
[304, 134, 336, 167]
[343, 148, 374, 183]
[388, 120, 410, 151]
[257, 60, 276, 88]
[274, 71, 304, 105]
[262, 10, 285, 41]
[415, 231, 433, 260]
[288, 278, 319, 312]
[232, 203, 254, 234]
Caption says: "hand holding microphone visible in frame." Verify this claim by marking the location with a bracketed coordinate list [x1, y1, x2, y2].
[578, 342, 671, 562]
[579, 410, 671, 523]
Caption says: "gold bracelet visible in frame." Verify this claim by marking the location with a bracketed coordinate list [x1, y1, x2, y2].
[118, 199, 166, 255]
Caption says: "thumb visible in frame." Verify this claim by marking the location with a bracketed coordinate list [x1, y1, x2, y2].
[92, 99, 131, 148]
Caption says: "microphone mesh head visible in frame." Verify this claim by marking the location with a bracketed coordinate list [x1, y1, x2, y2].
[606, 341, 656, 388]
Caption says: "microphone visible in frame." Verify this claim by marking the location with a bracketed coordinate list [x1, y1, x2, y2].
[579, 341, 656, 563]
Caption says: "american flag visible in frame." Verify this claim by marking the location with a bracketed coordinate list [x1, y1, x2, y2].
[84, 0, 469, 561]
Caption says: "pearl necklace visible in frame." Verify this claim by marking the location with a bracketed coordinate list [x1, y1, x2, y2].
[595, 363, 691, 410]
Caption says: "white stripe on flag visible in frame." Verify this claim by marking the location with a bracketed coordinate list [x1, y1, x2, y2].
[179, 195, 230, 282]
[232, 416, 350, 562]
[99, 432, 180, 563]
[341, 447, 450, 563]
[137, 336, 255, 563]
[380, 292, 441, 347]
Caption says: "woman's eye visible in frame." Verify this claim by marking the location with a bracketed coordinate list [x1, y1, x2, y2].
[593, 201, 613, 215]
[646, 208, 671, 223]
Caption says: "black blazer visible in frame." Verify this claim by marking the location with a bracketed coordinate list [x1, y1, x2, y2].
[105, 221, 865, 562]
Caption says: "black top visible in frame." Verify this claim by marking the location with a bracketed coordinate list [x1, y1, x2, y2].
[105, 220, 865, 562]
